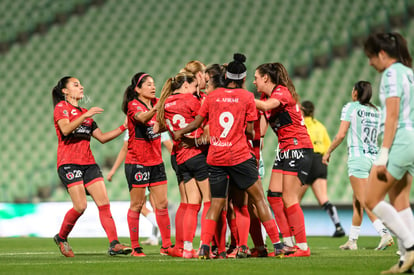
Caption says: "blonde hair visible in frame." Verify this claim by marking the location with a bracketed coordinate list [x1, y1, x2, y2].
[157, 72, 196, 130]
[180, 60, 206, 75]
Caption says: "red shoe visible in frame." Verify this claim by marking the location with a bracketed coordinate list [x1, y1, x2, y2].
[160, 245, 175, 256]
[226, 245, 238, 258]
[269, 244, 296, 258]
[54, 234, 74, 257]
[285, 247, 310, 257]
[183, 249, 198, 259]
[131, 247, 146, 257]
[108, 241, 133, 256]
[217, 251, 227, 259]
[236, 245, 250, 258]
[250, 247, 268, 257]
[171, 246, 183, 257]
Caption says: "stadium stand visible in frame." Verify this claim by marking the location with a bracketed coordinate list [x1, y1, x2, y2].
[0, 0, 413, 203]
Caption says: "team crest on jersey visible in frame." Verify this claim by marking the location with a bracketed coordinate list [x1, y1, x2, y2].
[63, 110, 69, 117]
[66, 172, 75, 180]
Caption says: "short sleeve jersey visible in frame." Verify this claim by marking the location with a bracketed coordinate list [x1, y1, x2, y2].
[380, 62, 414, 131]
[264, 85, 313, 151]
[198, 87, 257, 166]
[340, 101, 380, 159]
[53, 101, 98, 167]
[164, 93, 204, 165]
[304, 117, 331, 155]
[126, 99, 162, 166]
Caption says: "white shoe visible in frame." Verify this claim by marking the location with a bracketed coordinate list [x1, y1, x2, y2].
[375, 234, 394, 251]
[339, 240, 357, 250]
[141, 237, 159, 246]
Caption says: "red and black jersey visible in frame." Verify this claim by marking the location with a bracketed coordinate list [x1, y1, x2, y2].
[199, 87, 257, 166]
[126, 98, 162, 166]
[264, 85, 313, 151]
[53, 101, 98, 167]
[164, 93, 204, 165]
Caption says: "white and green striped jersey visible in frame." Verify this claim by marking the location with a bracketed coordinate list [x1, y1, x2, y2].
[340, 101, 380, 159]
[379, 62, 414, 131]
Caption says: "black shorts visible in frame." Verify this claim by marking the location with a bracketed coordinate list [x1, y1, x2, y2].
[171, 154, 184, 184]
[57, 164, 103, 189]
[272, 148, 313, 185]
[305, 153, 327, 184]
[125, 163, 167, 191]
[178, 153, 209, 183]
[209, 157, 258, 198]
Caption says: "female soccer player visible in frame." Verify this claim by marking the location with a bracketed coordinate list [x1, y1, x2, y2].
[52, 76, 132, 257]
[122, 72, 173, 257]
[157, 72, 210, 258]
[364, 32, 414, 273]
[299, 100, 345, 238]
[323, 81, 393, 251]
[107, 130, 173, 246]
[254, 62, 312, 257]
[174, 54, 291, 259]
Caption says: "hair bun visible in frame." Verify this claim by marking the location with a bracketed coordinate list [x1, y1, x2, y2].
[233, 53, 246, 63]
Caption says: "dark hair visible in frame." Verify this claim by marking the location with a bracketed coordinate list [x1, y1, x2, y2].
[224, 53, 246, 88]
[52, 76, 72, 106]
[354, 81, 377, 109]
[364, 32, 412, 67]
[157, 72, 196, 130]
[301, 100, 314, 117]
[205, 63, 226, 90]
[122, 72, 151, 115]
[256, 62, 299, 102]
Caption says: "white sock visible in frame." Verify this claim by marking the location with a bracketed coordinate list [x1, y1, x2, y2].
[373, 201, 414, 249]
[296, 242, 308, 251]
[372, 219, 389, 237]
[184, 241, 193, 251]
[283, 236, 295, 247]
[397, 207, 414, 259]
[349, 225, 360, 241]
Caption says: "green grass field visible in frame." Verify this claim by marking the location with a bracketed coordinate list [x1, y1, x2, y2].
[0, 236, 400, 275]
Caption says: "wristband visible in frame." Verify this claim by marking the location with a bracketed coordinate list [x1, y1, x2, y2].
[374, 147, 389, 166]
[119, 125, 126, 132]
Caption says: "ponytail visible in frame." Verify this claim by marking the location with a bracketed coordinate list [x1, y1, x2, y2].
[122, 72, 149, 115]
[52, 76, 72, 106]
[354, 81, 377, 110]
[157, 72, 196, 131]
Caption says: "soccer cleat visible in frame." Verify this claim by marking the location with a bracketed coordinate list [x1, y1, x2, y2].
[198, 244, 210, 259]
[170, 246, 183, 257]
[141, 237, 159, 246]
[399, 250, 414, 273]
[108, 241, 133, 256]
[285, 247, 311, 257]
[250, 247, 268, 257]
[183, 249, 198, 259]
[54, 234, 74, 257]
[269, 243, 296, 258]
[131, 247, 146, 257]
[160, 245, 175, 256]
[339, 240, 357, 250]
[375, 234, 394, 251]
[226, 245, 238, 258]
[217, 252, 227, 259]
[332, 226, 346, 238]
[236, 245, 250, 258]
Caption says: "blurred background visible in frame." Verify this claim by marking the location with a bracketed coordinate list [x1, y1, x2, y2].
[0, 0, 413, 211]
